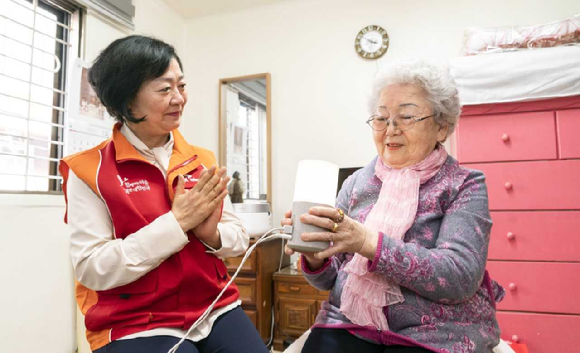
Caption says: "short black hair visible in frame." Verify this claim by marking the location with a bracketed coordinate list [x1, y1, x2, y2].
[87, 35, 183, 124]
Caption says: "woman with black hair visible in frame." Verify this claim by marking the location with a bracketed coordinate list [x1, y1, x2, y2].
[59, 35, 269, 353]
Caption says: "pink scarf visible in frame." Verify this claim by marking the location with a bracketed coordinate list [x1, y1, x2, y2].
[340, 144, 448, 330]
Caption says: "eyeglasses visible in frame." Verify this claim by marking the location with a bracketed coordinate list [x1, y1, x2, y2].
[366, 114, 436, 131]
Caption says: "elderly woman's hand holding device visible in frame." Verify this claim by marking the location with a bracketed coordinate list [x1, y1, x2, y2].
[282, 207, 379, 269]
[283, 60, 504, 353]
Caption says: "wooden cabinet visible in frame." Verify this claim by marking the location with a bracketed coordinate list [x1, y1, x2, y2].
[272, 265, 329, 351]
[223, 239, 283, 342]
[456, 97, 580, 353]
[278, 297, 317, 335]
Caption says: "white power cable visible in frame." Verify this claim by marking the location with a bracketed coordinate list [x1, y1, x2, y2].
[167, 227, 292, 353]
[265, 234, 288, 349]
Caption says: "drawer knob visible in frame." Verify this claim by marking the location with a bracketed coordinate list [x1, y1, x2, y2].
[509, 283, 517, 291]
[511, 335, 520, 343]
[289, 286, 300, 292]
[507, 232, 516, 240]
[504, 182, 513, 190]
[502, 133, 510, 142]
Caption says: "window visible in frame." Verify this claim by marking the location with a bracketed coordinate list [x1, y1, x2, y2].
[238, 93, 267, 200]
[0, 0, 80, 193]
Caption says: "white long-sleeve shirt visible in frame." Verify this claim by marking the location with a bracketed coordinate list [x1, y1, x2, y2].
[67, 124, 247, 342]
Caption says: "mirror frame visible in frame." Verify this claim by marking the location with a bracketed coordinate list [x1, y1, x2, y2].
[218, 73, 272, 204]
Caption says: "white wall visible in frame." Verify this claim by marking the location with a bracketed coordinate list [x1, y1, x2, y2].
[0, 195, 75, 352]
[0, 1, 185, 353]
[85, 0, 186, 62]
[133, 0, 186, 55]
[180, 0, 580, 226]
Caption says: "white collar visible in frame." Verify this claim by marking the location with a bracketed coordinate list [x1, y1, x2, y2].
[120, 124, 174, 152]
[120, 124, 175, 174]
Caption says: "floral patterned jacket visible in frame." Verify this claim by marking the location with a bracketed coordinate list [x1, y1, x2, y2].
[302, 155, 505, 353]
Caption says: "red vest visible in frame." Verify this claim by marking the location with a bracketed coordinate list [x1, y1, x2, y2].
[60, 125, 239, 350]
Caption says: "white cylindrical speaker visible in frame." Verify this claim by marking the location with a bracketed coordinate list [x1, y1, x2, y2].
[288, 160, 339, 253]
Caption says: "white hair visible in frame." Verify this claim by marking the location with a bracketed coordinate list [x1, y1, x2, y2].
[368, 60, 461, 140]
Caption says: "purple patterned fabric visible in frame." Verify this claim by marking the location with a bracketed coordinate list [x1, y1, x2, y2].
[302, 155, 505, 353]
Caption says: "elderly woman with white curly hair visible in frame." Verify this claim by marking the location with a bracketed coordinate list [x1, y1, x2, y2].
[282, 60, 505, 353]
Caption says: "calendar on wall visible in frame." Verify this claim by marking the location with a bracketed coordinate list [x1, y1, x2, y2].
[66, 120, 111, 155]
[64, 58, 114, 157]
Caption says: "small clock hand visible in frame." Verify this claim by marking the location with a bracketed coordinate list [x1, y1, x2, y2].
[364, 37, 379, 45]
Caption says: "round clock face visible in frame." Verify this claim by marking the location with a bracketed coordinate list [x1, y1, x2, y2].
[355, 25, 389, 59]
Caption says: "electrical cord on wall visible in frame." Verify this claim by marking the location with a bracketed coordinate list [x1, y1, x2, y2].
[167, 226, 293, 353]
[265, 306, 275, 349]
[265, 230, 290, 349]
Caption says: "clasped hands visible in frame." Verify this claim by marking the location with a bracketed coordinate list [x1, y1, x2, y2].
[172, 166, 229, 249]
[282, 207, 379, 270]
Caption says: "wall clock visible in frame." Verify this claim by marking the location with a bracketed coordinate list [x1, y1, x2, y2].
[355, 25, 389, 59]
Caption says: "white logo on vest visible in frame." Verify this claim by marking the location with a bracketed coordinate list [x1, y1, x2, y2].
[117, 175, 151, 194]
[184, 174, 199, 183]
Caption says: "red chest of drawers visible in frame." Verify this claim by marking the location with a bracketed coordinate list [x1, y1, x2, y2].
[456, 96, 580, 353]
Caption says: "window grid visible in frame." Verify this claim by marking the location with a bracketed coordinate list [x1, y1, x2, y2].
[0, 0, 75, 193]
[247, 106, 259, 200]
[237, 94, 266, 201]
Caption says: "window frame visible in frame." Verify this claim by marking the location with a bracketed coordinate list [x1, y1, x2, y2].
[0, 0, 82, 195]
